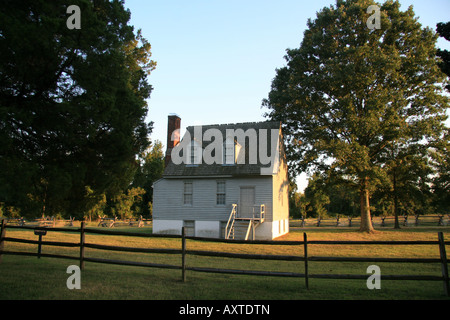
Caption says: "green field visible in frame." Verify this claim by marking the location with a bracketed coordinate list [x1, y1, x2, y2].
[0, 223, 449, 300]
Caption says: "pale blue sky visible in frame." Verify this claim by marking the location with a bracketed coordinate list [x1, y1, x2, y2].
[124, 0, 450, 191]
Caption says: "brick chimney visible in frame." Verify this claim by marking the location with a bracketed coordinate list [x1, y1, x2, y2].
[165, 114, 181, 167]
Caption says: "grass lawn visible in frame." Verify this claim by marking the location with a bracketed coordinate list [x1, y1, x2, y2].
[0, 223, 449, 300]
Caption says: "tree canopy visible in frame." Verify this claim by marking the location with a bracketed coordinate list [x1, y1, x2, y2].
[263, 0, 449, 232]
[0, 0, 156, 218]
[436, 21, 450, 92]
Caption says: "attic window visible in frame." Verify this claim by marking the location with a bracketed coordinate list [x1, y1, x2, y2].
[190, 143, 196, 164]
[223, 138, 236, 165]
[188, 141, 201, 166]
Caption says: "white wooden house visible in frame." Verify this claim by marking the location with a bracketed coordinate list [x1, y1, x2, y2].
[152, 115, 289, 240]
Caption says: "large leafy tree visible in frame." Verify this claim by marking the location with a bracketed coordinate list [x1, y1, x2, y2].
[432, 22, 450, 215]
[263, 0, 448, 232]
[0, 0, 156, 218]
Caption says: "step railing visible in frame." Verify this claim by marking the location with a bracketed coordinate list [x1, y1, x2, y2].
[226, 204, 265, 240]
[225, 204, 237, 239]
[258, 204, 265, 222]
[244, 220, 253, 241]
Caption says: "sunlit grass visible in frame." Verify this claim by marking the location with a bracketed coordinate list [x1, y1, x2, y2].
[0, 224, 449, 300]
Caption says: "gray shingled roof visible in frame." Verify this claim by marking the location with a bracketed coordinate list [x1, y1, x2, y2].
[163, 121, 282, 177]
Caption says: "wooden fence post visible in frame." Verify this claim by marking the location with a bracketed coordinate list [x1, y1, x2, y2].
[80, 221, 85, 270]
[37, 232, 43, 259]
[0, 220, 6, 264]
[303, 232, 309, 290]
[438, 232, 449, 296]
[182, 227, 186, 282]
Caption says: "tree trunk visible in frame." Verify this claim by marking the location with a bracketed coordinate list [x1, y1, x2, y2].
[393, 168, 401, 229]
[359, 177, 375, 233]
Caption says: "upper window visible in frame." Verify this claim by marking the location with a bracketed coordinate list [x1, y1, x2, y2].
[216, 181, 226, 205]
[183, 182, 193, 205]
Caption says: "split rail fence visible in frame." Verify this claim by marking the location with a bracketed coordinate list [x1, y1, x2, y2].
[296, 214, 450, 228]
[0, 220, 449, 296]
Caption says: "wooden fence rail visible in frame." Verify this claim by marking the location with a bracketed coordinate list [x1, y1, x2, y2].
[0, 219, 449, 296]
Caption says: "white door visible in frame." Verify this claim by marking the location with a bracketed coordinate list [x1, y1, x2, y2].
[239, 187, 255, 219]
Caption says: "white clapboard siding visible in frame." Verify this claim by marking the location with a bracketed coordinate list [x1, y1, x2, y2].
[272, 149, 289, 222]
[153, 177, 273, 222]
